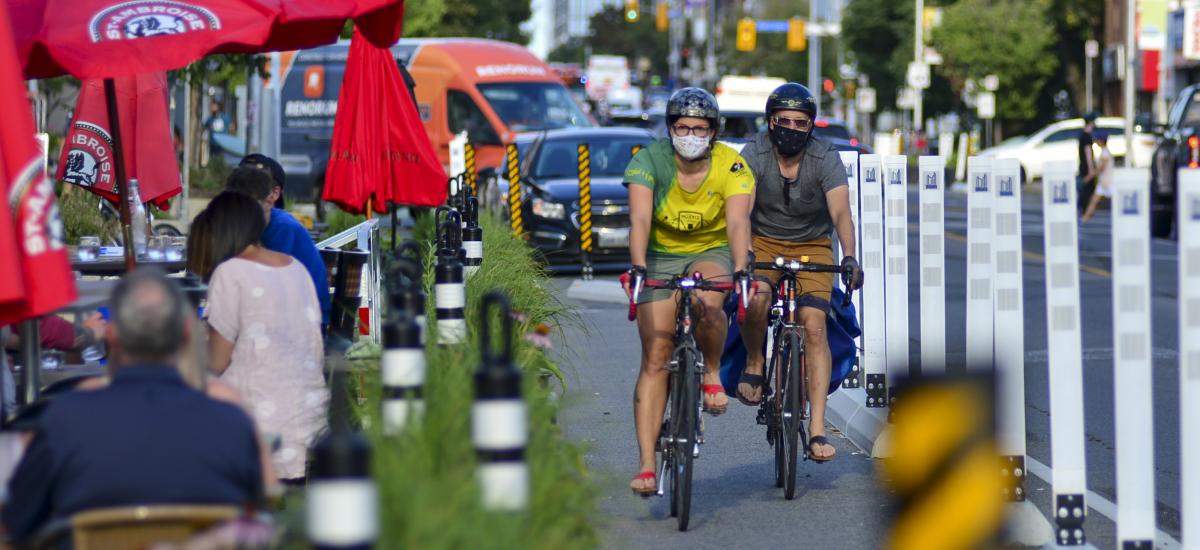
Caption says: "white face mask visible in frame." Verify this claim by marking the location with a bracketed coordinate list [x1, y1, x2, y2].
[671, 134, 710, 160]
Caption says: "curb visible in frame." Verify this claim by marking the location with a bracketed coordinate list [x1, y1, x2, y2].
[564, 279, 627, 305]
[825, 383, 1055, 547]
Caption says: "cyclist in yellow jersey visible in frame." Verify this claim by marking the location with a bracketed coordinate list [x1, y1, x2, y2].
[621, 87, 755, 496]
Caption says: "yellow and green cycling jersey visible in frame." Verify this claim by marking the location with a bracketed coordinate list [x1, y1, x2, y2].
[623, 139, 755, 255]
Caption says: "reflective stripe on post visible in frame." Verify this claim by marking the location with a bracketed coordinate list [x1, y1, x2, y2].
[839, 151, 862, 389]
[918, 156, 946, 375]
[463, 196, 483, 278]
[858, 154, 887, 407]
[1040, 160, 1088, 546]
[965, 157, 994, 370]
[992, 158, 1026, 501]
[382, 315, 424, 435]
[882, 154, 909, 405]
[1178, 169, 1200, 548]
[464, 142, 477, 196]
[474, 292, 528, 511]
[1112, 168, 1155, 546]
[435, 211, 467, 346]
[506, 144, 524, 238]
[578, 143, 593, 280]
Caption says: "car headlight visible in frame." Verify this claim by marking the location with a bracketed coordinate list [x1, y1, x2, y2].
[531, 197, 567, 220]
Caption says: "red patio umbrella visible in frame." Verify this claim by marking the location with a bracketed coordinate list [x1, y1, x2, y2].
[57, 73, 181, 210]
[323, 27, 446, 215]
[6, 0, 405, 269]
[0, 0, 76, 325]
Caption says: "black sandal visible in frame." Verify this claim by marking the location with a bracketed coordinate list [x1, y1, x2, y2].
[736, 372, 764, 406]
[808, 435, 836, 463]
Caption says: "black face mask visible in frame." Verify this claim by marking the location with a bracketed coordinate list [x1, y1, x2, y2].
[769, 124, 810, 157]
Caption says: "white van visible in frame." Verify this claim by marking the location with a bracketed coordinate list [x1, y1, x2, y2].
[715, 75, 786, 113]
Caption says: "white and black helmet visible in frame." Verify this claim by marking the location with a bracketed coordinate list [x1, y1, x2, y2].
[666, 87, 720, 128]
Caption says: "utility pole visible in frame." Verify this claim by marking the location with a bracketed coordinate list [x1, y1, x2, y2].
[1085, 39, 1097, 114]
[1124, 0, 1136, 167]
[706, 0, 718, 89]
[808, 0, 821, 109]
[914, 0, 923, 132]
[669, 0, 682, 86]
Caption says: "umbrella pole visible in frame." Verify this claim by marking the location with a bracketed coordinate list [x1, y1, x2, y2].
[365, 197, 372, 220]
[390, 206, 397, 250]
[104, 78, 137, 272]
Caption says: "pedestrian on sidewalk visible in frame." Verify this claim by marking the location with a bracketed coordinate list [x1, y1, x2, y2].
[1076, 112, 1099, 212]
[1081, 134, 1114, 223]
[188, 191, 328, 484]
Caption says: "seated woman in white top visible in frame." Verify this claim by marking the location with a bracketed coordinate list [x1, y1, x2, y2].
[187, 189, 328, 483]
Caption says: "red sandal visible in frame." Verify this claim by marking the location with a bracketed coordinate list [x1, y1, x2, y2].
[703, 384, 728, 416]
[630, 471, 657, 497]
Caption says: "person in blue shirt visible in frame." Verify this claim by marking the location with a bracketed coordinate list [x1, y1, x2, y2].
[226, 159, 331, 328]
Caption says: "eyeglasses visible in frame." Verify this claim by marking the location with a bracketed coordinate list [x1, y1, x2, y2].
[772, 116, 813, 130]
[671, 124, 712, 138]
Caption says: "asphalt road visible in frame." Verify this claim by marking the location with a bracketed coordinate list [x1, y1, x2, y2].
[548, 182, 1183, 548]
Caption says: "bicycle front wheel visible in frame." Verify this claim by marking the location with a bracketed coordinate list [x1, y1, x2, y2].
[672, 347, 699, 531]
[783, 331, 805, 500]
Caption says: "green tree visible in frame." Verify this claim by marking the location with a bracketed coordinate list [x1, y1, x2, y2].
[550, 6, 670, 80]
[401, 0, 448, 37]
[932, 0, 1058, 130]
[842, 0, 911, 114]
[400, 0, 530, 44]
[172, 55, 264, 174]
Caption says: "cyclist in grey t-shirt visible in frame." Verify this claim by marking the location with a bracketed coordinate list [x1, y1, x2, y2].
[736, 83, 863, 462]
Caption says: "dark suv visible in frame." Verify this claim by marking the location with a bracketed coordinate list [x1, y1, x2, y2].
[1150, 84, 1200, 238]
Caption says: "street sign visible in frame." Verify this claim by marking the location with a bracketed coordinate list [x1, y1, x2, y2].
[755, 20, 790, 33]
[839, 64, 857, 80]
[857, 87, 876, 113]
[907, 62, 930, 90]
[976, 92, 996, 119]
[1085, 39, 1100, 59]
[1186, 7, 1200, 60]
[983, 74, 999, 92]
[896, 87, 918, 110]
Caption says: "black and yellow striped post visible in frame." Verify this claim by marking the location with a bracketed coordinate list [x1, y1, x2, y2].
[883, 375, 1005, 550]
[506, 143, 524, 239]
[577, 143, 594, 280]
[464, 142, 477, 197]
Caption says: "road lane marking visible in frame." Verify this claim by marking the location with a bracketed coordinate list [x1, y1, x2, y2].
[942, 229, 1113, 279]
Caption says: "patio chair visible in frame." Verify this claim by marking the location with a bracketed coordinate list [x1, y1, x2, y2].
[30, 504, 238, 550]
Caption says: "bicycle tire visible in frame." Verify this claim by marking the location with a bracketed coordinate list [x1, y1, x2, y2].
[673, 346, 699, 531]
[784, 331, 804, 500]
[666, 379, 680, 518]
[769, 331, 786, 488]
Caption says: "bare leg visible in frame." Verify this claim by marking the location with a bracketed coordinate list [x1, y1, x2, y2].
[690, 261, 730, 412]
[631, 296, 676, 492]
[800, 306, 835, 460]
[738, 281, 772, 403]
[1081, 193, 1105, 222]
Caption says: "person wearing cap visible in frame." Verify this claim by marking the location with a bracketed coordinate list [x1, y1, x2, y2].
[1077, 112, 1099, 211]
[227, 159, 331, 328]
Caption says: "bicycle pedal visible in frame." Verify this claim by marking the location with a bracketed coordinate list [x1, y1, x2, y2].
[755, 408, 769, 426]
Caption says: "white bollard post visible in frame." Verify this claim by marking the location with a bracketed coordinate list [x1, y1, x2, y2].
[918, 156, 946, 375]
[473, 292, 529, 511]
[1177, 169, 1200, 549]
[839, 150, 863, 389]
[883, 154, 909, 402]
[858, 154, 887, 407]
[381, 314, 424, 435]
[1112, 168, 1156, 547]
[992, 158, 1027, 501]
[965, 157, 994, 369]
[1041, 160, 1088, 546]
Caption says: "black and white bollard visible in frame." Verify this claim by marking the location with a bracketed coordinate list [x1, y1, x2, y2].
[473, 291, 528, 511]
[435, 212, 467, 345]
[307, 368, 377, 549]
[463, 196, 483, 278]
[381, 312, 424, 435]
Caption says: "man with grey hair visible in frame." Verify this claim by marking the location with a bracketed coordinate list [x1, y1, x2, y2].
[3, 269, 263, 542]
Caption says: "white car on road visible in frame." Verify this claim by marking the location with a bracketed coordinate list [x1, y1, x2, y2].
[976, 116, 1156, 182]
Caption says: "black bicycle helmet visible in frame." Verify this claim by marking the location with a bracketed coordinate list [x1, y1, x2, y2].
[666, 87, 720, 127]
[765, 82, 817, 119]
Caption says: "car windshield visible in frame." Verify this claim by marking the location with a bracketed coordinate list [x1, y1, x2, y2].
[478, 82, 593, 132]
[608, 115, 662, 130]
[814, 123, 851, 141]
[721, 113, 765, 139]
[532, 136, 652, 179]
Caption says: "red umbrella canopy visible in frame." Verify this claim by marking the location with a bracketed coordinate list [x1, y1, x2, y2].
[323, 27, 446, 214]
[57, 73, 181, 209]
[0, 0, 75, 324]
[8, 0, 405, 79]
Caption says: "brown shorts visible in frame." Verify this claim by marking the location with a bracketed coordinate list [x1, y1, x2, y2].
[751, 234, 834, 311]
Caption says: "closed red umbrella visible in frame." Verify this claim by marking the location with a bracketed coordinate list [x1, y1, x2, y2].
[324, 27, 446, 215]
[57, 73, 181, 209]
[0, 0, 75, 324]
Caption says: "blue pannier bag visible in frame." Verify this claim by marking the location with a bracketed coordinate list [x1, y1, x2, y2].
[719, 286, 861, 396]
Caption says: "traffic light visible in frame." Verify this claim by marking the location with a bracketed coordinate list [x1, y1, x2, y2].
[823, 79, 834, 94]
[787, 17, 806, 51]
[736, 18, 756, 52]
[655, 2, 668, 32]
[625, 0, 639, 23]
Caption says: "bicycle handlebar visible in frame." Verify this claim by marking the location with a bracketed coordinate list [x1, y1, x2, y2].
[752, 256, 856, 307]
[624, 272, 743, 322]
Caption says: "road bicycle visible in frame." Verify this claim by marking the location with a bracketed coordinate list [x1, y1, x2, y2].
[751, 256, 853, 500]
[626, 270, 744, 531]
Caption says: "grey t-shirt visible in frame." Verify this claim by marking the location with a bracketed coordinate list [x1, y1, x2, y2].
[741, 131, 846, 242]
